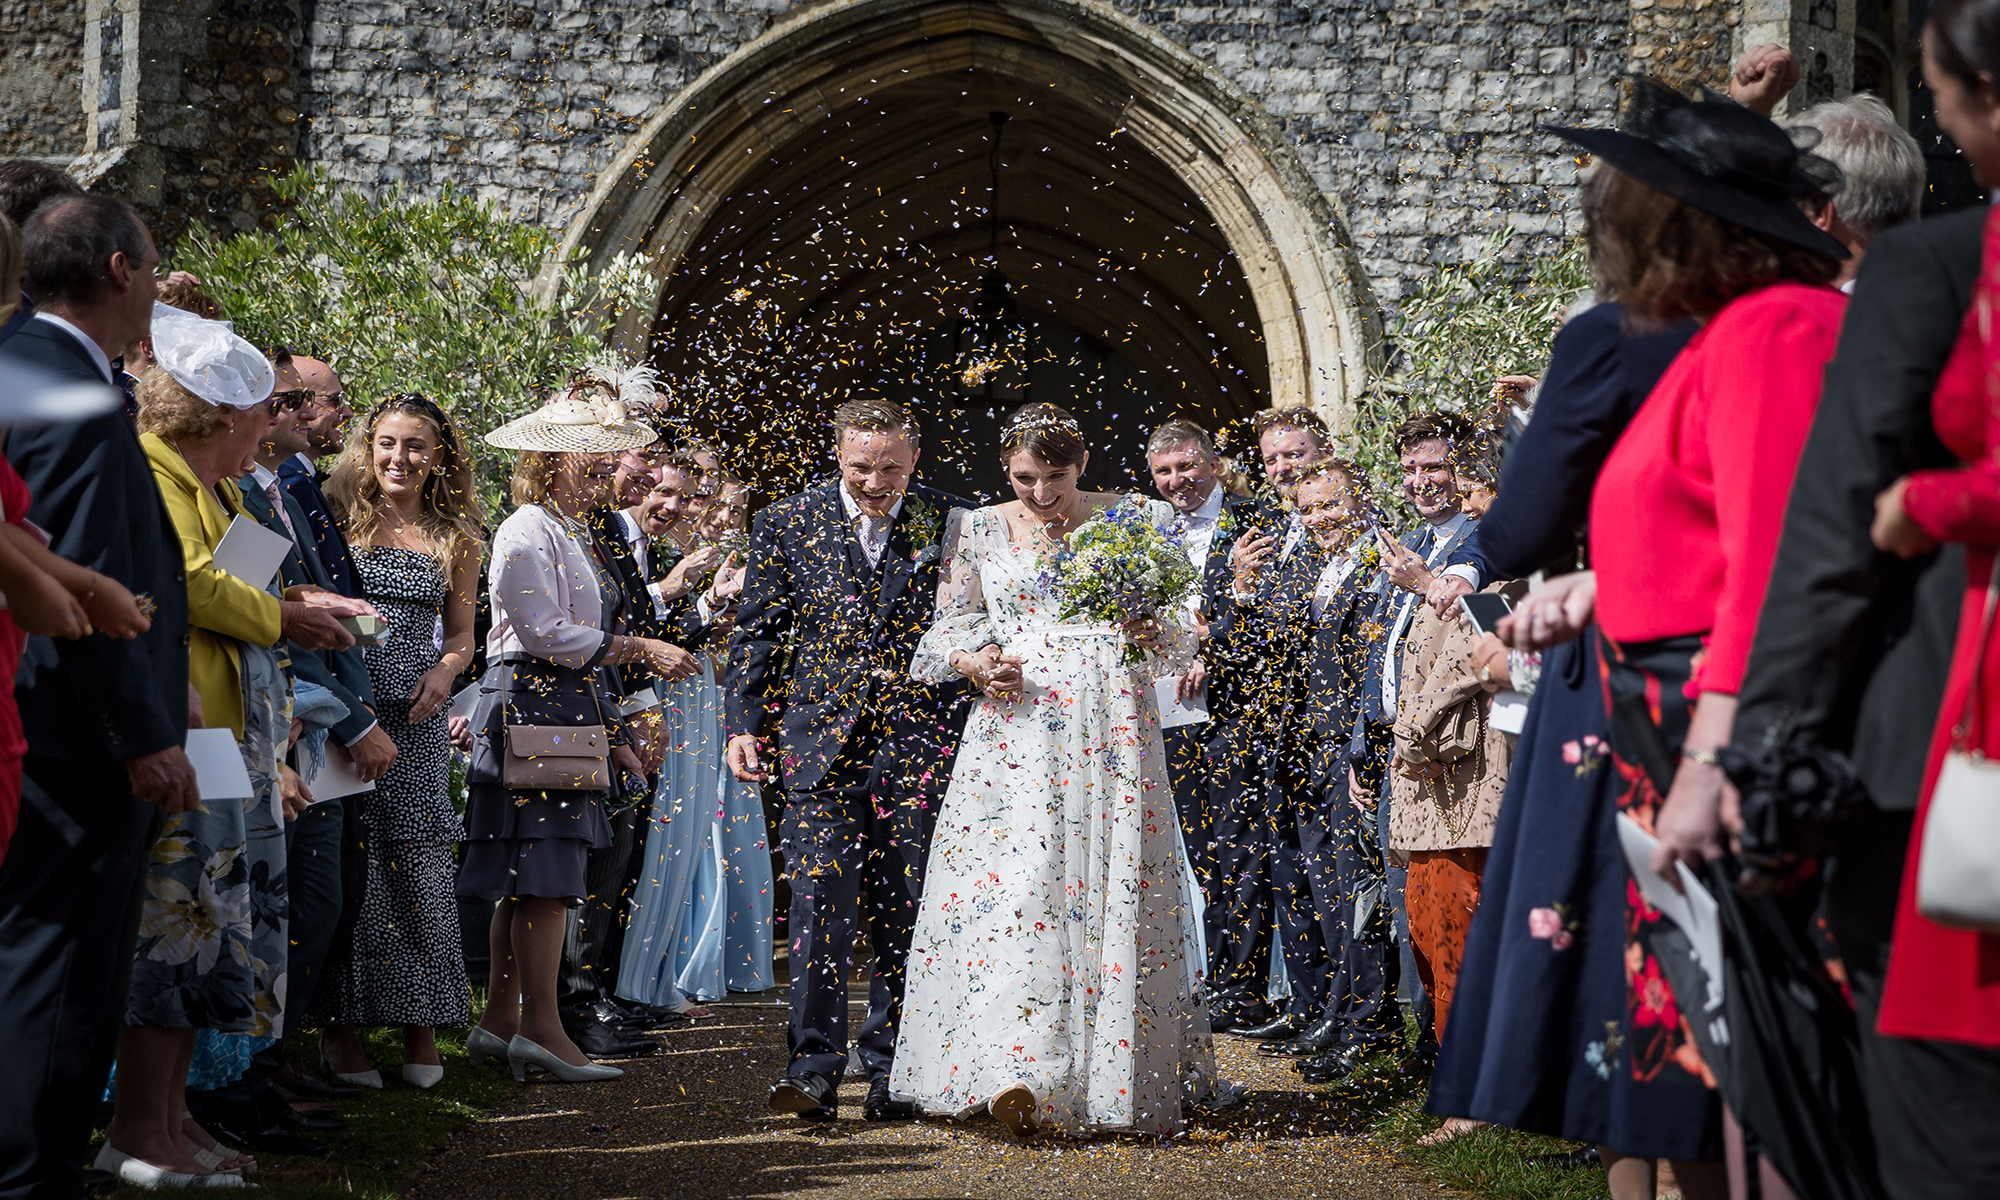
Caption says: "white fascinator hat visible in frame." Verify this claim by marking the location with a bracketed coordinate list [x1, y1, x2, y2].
[148, 301, 274, 409]
[483, 359, 663, 453]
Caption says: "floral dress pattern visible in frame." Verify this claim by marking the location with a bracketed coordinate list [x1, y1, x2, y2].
[127, 623, 291, 1036]
[887, 503, 1221, 1136]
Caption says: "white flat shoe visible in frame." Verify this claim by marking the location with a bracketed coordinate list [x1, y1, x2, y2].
[466, 1025, 510, 1065]
[506, 1035, 624, 1083]
[92, 1143, 251, 1189]
[402, 1063, 444, 1089]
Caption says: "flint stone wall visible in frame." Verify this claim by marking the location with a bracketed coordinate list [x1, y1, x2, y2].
[1, 0, 86, 159]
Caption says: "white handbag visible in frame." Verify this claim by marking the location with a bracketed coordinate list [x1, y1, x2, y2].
[1916, 557, 2000, 933]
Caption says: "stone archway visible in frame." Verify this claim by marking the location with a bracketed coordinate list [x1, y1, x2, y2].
[561, 0, 1380, 495]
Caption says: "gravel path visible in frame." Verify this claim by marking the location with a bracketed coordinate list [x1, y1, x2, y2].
[409, 1000, 1442, 1200]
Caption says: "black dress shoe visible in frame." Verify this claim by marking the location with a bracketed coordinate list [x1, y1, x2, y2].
[1230, 1012, 1306, 1040]
[271, 1063, 362, 1100]
[1527, 1146, 1601, 1169]
[189, 1095, 329, 1156]
[1258, 1013, 1341, 1056]
[602, 996, 688, 1029]
[1297, 1045, 1367, 1084]
[285, 1108, 347, 1132]
[769, 1071, 837, 1121]
[1208, 1001, 1276, 1034]
[861, 1078, 914, 1121]
[565, 1016, 662, 1059]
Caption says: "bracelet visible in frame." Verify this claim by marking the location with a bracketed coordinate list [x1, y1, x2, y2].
[1681, 746, 1722, 768]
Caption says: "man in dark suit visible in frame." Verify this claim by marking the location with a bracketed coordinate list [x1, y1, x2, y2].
[275, 355, 363, 598]
[725, 399, 972, 1122]
[0, 160, 83, 347]
[0, 194, 198, 1200]
[560, 444, 706, 1054]
[1144, 419, 1275, 963]
[1730, 204, 1998, 1195]
[1347, 412, 1484, 1055]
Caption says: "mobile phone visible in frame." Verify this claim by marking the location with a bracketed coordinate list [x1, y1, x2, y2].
[1458, 592, 1514, 637]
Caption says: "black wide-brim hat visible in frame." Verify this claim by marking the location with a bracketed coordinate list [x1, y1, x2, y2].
[1543, 78, 1850, 260]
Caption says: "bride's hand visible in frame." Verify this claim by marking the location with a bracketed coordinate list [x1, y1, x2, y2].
[1122, 615, 1163, 652]
[953, 645, 1025, 703]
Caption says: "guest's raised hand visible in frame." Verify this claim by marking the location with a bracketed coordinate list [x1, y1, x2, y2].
[1730, 43, 1799, 116]
[1230, 531, 1275, 592]
[662, 544, 726, 600]
[1870, 476, 1939, 559]
[1379, 530, 1432, 594]
[645, 638, 701, 682]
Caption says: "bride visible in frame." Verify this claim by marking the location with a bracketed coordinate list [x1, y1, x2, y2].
[888, 402, 1221, 1137]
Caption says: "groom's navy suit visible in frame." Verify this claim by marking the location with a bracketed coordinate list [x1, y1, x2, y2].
[725, 479, 973, 1083]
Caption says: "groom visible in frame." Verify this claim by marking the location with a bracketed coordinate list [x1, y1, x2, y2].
[725, 398, 973, 1122]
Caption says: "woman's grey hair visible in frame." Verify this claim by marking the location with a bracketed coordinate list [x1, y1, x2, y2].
[1786, 95, 1925, 244]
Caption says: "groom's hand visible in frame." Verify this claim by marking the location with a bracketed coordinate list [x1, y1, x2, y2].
[727, 734, 771, 783]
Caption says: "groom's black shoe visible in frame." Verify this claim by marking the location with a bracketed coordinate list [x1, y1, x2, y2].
[1230, 1011, 1305, 1040]
[1258, 1013, 1341, 1056]
[862, 1078, 914, 1121]
[769, 1072, 838, 1121]
[1209, 1000, 1276, 1035]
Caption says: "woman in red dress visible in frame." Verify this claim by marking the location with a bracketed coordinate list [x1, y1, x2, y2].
[1868, 6, 2000, 1052]
[1540, 81, 1851, 1200]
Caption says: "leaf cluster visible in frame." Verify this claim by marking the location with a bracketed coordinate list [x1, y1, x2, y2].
[1339, 228, 1593, 524]
[177, 168, 660, 517]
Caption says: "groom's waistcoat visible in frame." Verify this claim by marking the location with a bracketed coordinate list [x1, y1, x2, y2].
[725, 479, 969, 792]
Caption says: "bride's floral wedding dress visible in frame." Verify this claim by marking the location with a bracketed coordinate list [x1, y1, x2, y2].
[887, 502, 1222, 1135]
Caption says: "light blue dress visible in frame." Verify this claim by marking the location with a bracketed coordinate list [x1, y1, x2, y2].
[616, 661, 775, 1005]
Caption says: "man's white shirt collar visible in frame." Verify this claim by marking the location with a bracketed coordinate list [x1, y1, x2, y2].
[1185, 483, 1224, 525]
[250, 462, 280, 491]
[33, 312, 114, 385]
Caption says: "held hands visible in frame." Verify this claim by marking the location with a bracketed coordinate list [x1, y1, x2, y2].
[1497, 571, 1596, 651]
[953, 644, 1026, 703]
[726, 733, 771, 783]
[1871, 476, 1939, 559]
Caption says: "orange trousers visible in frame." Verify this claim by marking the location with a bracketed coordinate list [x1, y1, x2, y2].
[1406, 846, 1489, 1040]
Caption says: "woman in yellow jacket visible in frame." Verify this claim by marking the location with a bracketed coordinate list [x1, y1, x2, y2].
[96, 311, 367, 1187]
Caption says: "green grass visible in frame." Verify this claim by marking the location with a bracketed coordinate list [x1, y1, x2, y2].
[1309, 1035, 1610, 1200]
[94, 1013, 518, 1200]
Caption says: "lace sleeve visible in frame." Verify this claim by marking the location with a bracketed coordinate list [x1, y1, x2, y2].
[911, 507, 996, 683]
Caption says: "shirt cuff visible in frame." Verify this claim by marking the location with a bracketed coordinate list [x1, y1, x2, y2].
[695, 591, 713, 624]
[340, 719, 379, 746]
[1441, 564, 1481, 589]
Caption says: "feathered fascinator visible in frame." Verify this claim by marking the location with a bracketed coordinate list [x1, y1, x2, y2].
[1541, 77, 1850, 259]
[483, 356, 662, 453]
[150, 301, 275, 409]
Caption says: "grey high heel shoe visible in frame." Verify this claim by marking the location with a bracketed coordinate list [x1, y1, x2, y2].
[465, 1026, 510, 1066]
[505, 1036, 624, 1083]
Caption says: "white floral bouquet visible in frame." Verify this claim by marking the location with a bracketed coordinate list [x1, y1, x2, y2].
[1040, 496, 1201, 665]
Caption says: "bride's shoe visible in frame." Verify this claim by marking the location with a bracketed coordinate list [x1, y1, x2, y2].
[506, 1036, 624, 1083]
[466, 1025, 511, 1066]
[988, 1085, 1039, 1138]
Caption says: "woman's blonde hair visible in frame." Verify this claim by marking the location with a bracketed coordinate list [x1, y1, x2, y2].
[326, 394, 486, 572]
[135, 365, 222, 443]
[0, 214, 20, 327]
[509, 450, 562, 509]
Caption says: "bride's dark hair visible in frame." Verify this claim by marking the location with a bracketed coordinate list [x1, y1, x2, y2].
[1000, 403, 1087, 468]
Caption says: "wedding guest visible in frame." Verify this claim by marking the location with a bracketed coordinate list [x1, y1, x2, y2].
[1145, 418, 1274, 943]
[462, 383, 687, 1083]
[1284, 461, 1405, 1083]
[557, 382, 705, 1057]
[1388, 443, 1518, 1054]
[0, 194, 196, 1199]
[109, 308, 361, 1186]
[1784, 95, 1924, 289]
[1772, 3, 2000, 1192]
[316, 394, 485, 1090]
[277, 356, 365, 600]
[1519, 81, 1847, 1200]
[0, 159, 80, 344]
[1204, 404, 1333, 1035]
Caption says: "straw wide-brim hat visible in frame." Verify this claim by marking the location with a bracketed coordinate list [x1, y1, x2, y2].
[483, 395, 658, 453]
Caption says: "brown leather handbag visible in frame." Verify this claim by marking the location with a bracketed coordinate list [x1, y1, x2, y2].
[502, 723, 610, 791]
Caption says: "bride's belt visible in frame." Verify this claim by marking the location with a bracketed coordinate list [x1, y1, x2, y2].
[1004, 622, 1122, 645]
